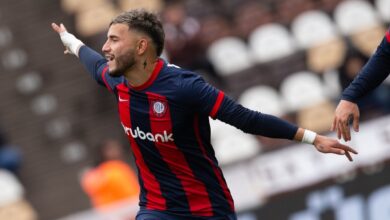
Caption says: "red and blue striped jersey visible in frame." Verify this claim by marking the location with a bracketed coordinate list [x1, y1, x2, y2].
[78, 46, 298, 218]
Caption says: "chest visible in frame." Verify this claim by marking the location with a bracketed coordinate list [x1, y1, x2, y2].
[116, 88, 192, 129]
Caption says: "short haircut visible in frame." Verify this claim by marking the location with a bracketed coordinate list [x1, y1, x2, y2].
[111, 9, 165, 56]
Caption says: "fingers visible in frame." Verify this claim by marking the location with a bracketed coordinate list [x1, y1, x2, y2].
[60, 23, 68, 32]
[331, 117, 336, 131]
[332, 142, 358, 161]
[337, 122, 342, 139]
[336, 118, 350, 141]
[337, 144, 358, 154]
[342, 122, 351, 141]
[345, 151, 353, 161]
[51, 22, 67, 33]
[322, 147, 345, 155]
[315, 137, 358, 162]
[353, 114, 360, 132]
[51, 23, 61, 33]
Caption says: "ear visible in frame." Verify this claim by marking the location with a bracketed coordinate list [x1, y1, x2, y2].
[137, 38, 148, 55]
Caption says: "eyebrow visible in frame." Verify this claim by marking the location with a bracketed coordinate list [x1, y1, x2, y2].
[108, 35, 119, 40]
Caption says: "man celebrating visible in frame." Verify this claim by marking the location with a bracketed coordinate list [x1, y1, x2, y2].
[52, 9, 357, 220]
[332, 27, 390, 141]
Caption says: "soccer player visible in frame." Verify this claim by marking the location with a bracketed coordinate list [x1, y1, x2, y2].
[332, 27, 390, 141]
[52, 10, 357, 220]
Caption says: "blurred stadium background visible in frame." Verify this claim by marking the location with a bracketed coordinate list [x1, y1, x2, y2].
[0, 0, 390, 219]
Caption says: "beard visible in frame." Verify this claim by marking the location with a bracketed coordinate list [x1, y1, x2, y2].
[109, 48, 136, 77]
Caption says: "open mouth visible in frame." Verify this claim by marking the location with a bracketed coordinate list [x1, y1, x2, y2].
[105, 54, 114, 62]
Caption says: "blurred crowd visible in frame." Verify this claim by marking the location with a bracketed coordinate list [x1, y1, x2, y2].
[1, 0, 390, 219]
[61, 0, 390, 162]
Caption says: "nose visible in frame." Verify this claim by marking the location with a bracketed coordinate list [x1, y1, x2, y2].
[102, 40, 110, 53]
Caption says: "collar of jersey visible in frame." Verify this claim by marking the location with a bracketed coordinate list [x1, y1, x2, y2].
[128, 58, 164, 91]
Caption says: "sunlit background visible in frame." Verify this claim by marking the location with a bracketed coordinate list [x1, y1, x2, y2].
[0, 0, 390, 219]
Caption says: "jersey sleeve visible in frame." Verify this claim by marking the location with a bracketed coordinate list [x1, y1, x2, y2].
[180, 74, 225, 117]
[341, 28, 390, 102]
[181, 74, 298, 140]
[78, 46, 121, 92]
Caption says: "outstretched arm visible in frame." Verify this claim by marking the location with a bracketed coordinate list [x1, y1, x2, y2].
[51, 23, 115, 90]
[217, 96, 357, 161]
[332, 29, 390, 141]
[180, 74, 358, 161]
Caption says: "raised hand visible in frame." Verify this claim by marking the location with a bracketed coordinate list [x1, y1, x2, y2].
[51, 22, 83, 56]
[51, 23, 67, 34]
[331, 100, 360, 141]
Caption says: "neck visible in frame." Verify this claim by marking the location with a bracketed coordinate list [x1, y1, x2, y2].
[124, 56, 158, 87]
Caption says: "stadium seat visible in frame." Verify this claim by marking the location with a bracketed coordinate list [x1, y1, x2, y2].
[75, 3, 118, 37]
[350, 25, 387, 57]
[213, 131, 260, 165]
[60, 141, 87, 164]
[206, 37, 253, 75]
[1, 48, 28, 70]
[0, 199, 37, 220]
[322, 70, 342, 99]
[119, 0, 163, 12]
[0, 169, 23, 207]
[61, 0, 106, 14]
[375, 0, 390, 23]
[280, 71, 327, 112]
[210, 119, 260, 165]
[334, 0, 381, 35]
[306, 37, 347, 73]
[16, 72, 43, 95]
[291, 10, 338, 49]
[44, 118, 71, 140]
[238, 85, 286, 117]
[296, 100, 335, 133]
[248, 23, 297, 63]
[30, 94, 58, 115]
[0, 26, 12, 49]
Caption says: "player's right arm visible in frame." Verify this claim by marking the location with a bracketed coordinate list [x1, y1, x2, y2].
[51, 23, 116, 91]
[332, 27, 390, 141]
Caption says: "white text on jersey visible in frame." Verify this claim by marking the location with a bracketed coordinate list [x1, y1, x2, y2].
[121, 123, 174, 142]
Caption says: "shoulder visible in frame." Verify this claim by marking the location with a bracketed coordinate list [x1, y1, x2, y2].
[161, 60, 203, 87]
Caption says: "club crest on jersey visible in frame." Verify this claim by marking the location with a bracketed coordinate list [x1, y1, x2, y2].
[152, 100, 167, 117]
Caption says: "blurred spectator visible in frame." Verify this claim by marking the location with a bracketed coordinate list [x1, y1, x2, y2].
[233, 0, 274, 40]
[0, 129, 22, 175]
[162, 0, 201, 69]
[319, 0, 343, 15]
[274, 0, 317, 26]
[161, 1, 227, 86]
[338, 48, 369, 90]
[81, 139, 139, 210]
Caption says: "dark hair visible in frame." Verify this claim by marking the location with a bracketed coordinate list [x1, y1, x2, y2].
[110, 9, 165, 56]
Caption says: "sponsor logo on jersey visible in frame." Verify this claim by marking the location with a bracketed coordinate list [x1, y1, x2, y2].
[121, 123, 174, 142]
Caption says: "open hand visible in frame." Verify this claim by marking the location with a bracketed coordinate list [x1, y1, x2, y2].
[51, 23, 74, 55]
[313, 134, 358, 161]
[331, 100, 360, 141]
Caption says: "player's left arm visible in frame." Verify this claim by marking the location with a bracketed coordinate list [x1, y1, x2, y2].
[182, 74, 357, 161]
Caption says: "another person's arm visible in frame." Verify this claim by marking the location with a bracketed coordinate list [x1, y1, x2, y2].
[332, 28, 390, 141]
